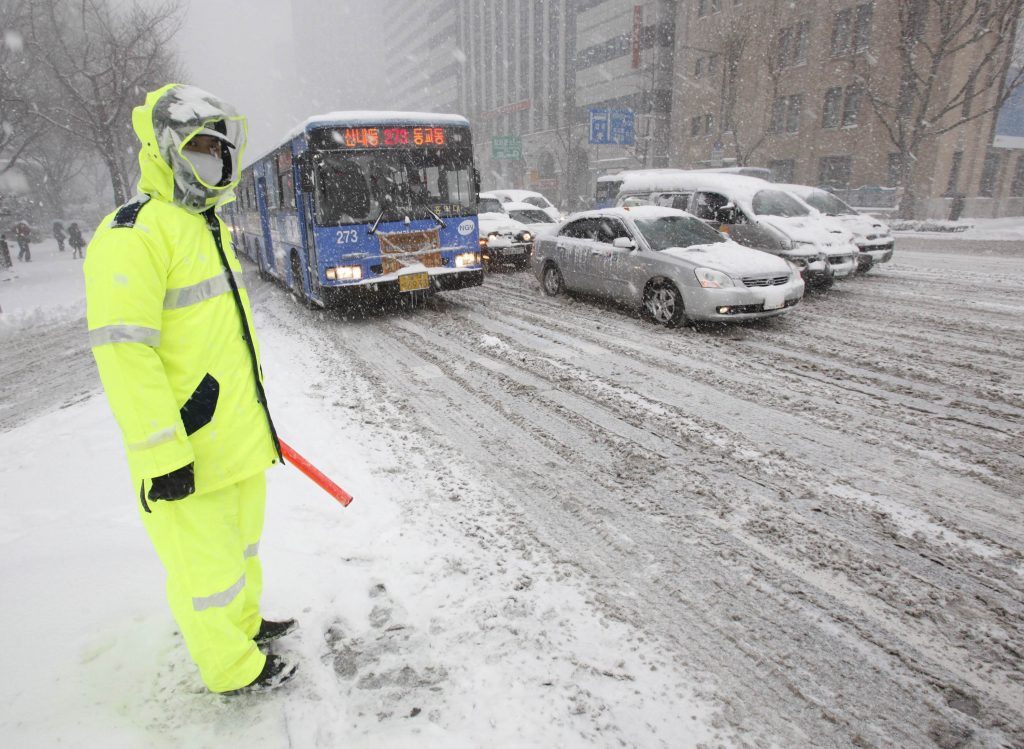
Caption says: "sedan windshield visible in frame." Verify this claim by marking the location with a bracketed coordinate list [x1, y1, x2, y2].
[634, 215, 727, 250]
[478, 197, 504, 213]
[801, 189, 856, 216]
[751, 190, 811, 217]
[509, 208, 553, 223]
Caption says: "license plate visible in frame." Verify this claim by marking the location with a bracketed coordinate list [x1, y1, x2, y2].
[504, 246, 526, 255]
[399, 272, 429, 292]
[763, 288, 786, 310]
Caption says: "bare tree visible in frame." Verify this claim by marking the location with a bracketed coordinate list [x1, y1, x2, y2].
[21, 132, 90, 219]
[857, 0, 1024, 218]
[26, 0, 184, 206]
[0, 1, 44, 174]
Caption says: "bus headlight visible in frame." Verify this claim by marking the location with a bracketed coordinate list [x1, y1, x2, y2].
[326, 265, 362, 281]
[455, 252, 480, 268]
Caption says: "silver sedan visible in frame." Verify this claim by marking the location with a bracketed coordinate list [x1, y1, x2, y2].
[532, 206, 805, 326]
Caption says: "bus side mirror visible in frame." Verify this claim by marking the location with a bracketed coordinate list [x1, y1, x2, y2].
[473, 167, 481, 197]
[297, 152, 315, 193]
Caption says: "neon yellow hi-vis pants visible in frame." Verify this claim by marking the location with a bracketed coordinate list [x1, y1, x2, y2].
[140, 471, 268, 693]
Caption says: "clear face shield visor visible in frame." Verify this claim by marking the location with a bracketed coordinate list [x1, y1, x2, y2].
[176, 116, 247, 190]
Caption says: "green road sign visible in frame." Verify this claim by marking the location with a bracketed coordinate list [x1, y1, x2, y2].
[491, 135, 522, 160]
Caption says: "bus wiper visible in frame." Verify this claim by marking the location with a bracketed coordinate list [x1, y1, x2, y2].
[424, 206, 446, 229]
[367, 208, 386, 236]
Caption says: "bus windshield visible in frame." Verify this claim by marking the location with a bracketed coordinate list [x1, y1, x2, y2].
[312, 146, 476, 226]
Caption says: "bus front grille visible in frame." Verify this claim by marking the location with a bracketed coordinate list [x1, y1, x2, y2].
[378, 229, 443, 274]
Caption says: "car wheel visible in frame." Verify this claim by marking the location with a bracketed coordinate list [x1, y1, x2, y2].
[541, 263, 564, 296]
[642, 280, 686, 327]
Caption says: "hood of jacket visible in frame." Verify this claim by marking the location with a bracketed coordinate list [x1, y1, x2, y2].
[132, 83, 248, 213]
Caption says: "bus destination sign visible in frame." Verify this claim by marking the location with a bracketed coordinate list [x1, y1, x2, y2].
[338, 126, 447, 148]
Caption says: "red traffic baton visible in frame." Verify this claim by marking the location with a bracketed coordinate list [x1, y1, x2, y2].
[279, 439, 353, 507]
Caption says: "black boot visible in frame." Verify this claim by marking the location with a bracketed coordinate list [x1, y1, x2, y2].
[255, 617, 298, 645]
[222, 654, 297, 695]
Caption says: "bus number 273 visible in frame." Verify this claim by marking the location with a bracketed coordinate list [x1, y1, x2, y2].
[335, 229, 359, 244]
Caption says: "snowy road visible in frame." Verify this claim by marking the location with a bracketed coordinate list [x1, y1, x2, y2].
[243, 240, 1024, 747]
[3, 237, 1022, 747]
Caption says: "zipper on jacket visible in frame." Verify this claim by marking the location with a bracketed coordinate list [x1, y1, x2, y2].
[204, 209, 283, 463]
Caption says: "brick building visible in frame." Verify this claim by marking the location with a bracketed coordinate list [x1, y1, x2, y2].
[670, 0, 1023, 218]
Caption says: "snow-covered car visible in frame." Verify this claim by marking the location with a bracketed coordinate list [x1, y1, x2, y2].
[478, 211, 534, 269]
[532, 206, 804, 326]
[610, 171, 868, 290]
[478, 192, 506, 215]
[485, 189, 562, 222]
[775, 183, 894, 271]
[503, 201, 558, 236]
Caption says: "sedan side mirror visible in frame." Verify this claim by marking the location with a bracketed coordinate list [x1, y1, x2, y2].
[612, 237, 636, 250]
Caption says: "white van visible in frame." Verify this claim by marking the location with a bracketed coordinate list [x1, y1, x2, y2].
[609, 170, 859, 289]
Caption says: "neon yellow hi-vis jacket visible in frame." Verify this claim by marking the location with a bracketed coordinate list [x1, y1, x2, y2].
[84, 84, 280, 499]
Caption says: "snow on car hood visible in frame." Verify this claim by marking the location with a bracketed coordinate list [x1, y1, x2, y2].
[829, 213, 890, 238]
[478, 211, 528, 236]
[758, 215, 852, 249]
[661, 241, 790, 275]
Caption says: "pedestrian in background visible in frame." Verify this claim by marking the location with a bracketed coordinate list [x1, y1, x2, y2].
[14, 221, 31, 262]
[53, 221, 66, 252]
[68, 223, 86, 259]
[0, 234, 11, 270]
[83, 83, 296, 696]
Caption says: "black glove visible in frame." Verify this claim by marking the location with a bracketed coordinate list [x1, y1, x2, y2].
[148, 463, 196, 501]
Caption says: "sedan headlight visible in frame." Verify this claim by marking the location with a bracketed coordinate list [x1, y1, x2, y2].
[325, 265, 362, 281]
[694, 267, 734, 288]
[516, 230, 532, 242]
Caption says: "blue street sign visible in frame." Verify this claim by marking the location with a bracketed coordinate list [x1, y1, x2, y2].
[590, 109, 634, 145]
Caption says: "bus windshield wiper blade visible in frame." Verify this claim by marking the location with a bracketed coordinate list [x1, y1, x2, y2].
[424, 206, 446, 229]
[367, 208, 386, 235]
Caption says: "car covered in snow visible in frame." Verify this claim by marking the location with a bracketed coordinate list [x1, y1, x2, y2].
[609, 171, 862, 290]
[532, 206, 804, 326]
[774, 183, 894, 271]
[478, 211, 534, 269]
[485, 189, 562, 222]
[503, 201, 558, 235]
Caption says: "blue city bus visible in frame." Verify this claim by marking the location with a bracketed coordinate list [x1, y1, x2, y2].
[226, 112, 483, 307]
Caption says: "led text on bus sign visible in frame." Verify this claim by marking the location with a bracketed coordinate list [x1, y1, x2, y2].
[341, 127, 446, 148]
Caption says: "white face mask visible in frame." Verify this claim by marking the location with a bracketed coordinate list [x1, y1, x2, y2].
[183, 150, 225, 187]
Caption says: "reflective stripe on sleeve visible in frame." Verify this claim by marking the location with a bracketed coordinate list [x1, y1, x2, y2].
[89, 324, 161, 347]
[192, 574, 245, 612]
[164, 272, 245, 310]
[126, 426, 178, 451]
[243, 541, 260, 559]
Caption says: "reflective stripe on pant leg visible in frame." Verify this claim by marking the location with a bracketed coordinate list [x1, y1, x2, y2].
[140, 479, 265, 693]
[237, 471, 267, 639]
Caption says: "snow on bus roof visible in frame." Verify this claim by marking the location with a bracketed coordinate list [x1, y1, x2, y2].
[286, 111, 470, 139]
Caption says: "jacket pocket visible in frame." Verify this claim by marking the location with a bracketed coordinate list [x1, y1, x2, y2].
[180, 373, 220, 436]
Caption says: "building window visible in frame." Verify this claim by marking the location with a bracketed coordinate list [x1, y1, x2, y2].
[842, 86, 861, 127]
[712, 0, 722, 12]
[1011, 155, 1024, 197]
[691, 116, 702, 136]
[707, 53, 719, 77]
[944, 151, 963, 196]
[786, 94, 803, 133]
[979, 151, 1004, 197]
[695, 57, 704, 78]
[769, 97, 786, 133]
[698, 0, 709, 17]
[819, 156, 852, 189]
[831, 9, 852, 56]
[853, 3, 874, 51]
[887, 153, 904, 186]
[822, 87, 843, 128]
[704, 114, 715, 134]
[768, 159, 795, 183]
[775, 20, 810, 70]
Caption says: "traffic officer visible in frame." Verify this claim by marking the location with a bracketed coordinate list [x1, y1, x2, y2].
[84, 84, 297, 694]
